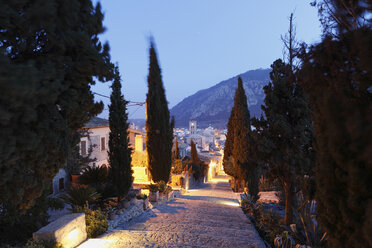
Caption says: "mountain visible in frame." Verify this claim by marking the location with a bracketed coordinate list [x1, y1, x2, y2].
[170, 68, 270, 128]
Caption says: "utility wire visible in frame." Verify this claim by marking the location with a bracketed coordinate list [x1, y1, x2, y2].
[93, 92, 145, 107]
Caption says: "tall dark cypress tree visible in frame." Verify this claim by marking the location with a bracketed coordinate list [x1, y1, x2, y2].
[0, 0, 113, 210]
[190, 140, 199, 164]
[231, 77, 258, 200]
[108, 66, 132, 200]
[146, 41, 173, 183]
[299, 2, 371, 245]
[223, 104, 237, 179]
[173, 139, 180, 160]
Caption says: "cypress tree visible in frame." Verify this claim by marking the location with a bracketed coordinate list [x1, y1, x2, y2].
[145, 41, 173, 183]
[190, 140, 199, 164]
[173, 138, 180, 159]
[223, 104, 237, 179]
[0, 0, 113, 210]
[259, 59, 313, 225]
[108, 66, 133, 200]
[232, 77, 258, 200]
[299, 16, 371, 248]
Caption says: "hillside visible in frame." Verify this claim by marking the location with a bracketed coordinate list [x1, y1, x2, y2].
[170, 69, 270, 128]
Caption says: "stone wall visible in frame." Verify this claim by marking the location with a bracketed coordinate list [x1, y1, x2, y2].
[33, 213, 87, 248]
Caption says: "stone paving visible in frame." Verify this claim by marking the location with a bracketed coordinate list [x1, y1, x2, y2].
[79, 178, 265, 248]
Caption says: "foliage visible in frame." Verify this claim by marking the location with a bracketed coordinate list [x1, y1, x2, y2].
[157, 180, 167, 193]
[255, 59, 314, 225]
[0, 191, 61, 244]
[73, 207, 108, 239]
[190, 140, 199, 164]
[145, 41, 173, 183]
[253, 204, 286, 246]
[188, 162, 201, 181]
[108, 66, 133, 200]
[147, 184, 159, 193]
[164, 185, 173, 194]
[311, 0, 371, 36]
[136, 194, 148, 200]
[231, 77, 259, 200]
[25, 240, 63, 248]
[79, 165, 109, 186]
[273, 231, 295, 248]
[173, 139, 180, 160]
[64, 130, 97, 176]
[0, 0, 113, 210]
[61, 186, 99, 209]
[290, 202, 327, 247]
[299, 25, 371, 247]
[171, 158, 184, 174]
[223, 96, 236, 178]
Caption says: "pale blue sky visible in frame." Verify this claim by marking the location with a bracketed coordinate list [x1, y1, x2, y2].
[92, 0, 322, 119]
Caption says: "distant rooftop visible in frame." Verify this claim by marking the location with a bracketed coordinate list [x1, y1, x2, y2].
[84, 117, 109, 128]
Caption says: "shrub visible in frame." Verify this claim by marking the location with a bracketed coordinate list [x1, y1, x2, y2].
[290, 202, 327, 247]
[73, 207, 108, 238]
[61, 186, 99, 209]
[273, 231, 295, 248]
[79, 165, 109, 186]
[157, 181, 166, 193]
[147, 184, 159, 193]
[25, 240, 63, 248]
[254, 204, 286, 245]
[136, 194, 148, 200]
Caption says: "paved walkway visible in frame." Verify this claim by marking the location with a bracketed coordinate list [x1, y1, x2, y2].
[79, 178, 265, 248]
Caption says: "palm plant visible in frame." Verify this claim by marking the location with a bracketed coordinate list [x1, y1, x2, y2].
[61, 186, 99, 209]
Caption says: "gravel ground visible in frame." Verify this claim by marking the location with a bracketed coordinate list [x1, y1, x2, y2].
[79, 179, 265, 248]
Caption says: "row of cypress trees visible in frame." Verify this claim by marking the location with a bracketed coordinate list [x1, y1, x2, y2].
[224, 1, 371, 247]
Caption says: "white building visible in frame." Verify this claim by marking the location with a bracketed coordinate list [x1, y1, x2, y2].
[51, 117, 147, 195]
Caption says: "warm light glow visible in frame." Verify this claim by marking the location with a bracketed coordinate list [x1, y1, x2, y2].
[67, 229, 79, 242]
[208, 160, 216, 181]
[78, 239, 115, 248]
[220, 201, 240, 207]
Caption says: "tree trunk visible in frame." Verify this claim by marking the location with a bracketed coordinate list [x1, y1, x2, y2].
[284, 180, 293, 225]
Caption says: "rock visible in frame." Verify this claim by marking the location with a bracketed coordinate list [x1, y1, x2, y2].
[33, 213, 86, 248]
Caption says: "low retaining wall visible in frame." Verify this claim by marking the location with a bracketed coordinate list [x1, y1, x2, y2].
[108, 199, 144, 231]
[33, 213, 87, 248]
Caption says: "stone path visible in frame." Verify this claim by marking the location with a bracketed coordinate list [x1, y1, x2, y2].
[79, 178, 265, 248]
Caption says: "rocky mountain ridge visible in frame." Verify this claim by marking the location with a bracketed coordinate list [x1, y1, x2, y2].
[170, 68, 270, 128]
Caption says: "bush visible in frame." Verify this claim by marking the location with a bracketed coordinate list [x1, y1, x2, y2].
[188, 163, 201, 181]
[0, 192, 59, 244]
[147, 184, 159, 193]
[73, 207, 108, 239]
[157, 181, 166, 193]
[25, 240, 63, 248]
[79, 165, 109, 186]
[253, 204, 285, 246]
[136, 194, 148, 200]
[61, 186, 99, 209]
[290, 202, 327, 247]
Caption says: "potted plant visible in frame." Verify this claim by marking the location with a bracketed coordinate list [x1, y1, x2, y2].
[165, 185, 173, 200]
[157, 180, 166, 200]
[147, 184, 159, 202]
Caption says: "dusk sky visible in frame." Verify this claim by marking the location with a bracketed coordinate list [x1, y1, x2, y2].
[92, 1, 322, 119]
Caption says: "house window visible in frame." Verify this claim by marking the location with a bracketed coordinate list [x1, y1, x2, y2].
[81, 140, 87, 155]
[101, 137, 106, 151]
[59, 178, 64, 191]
